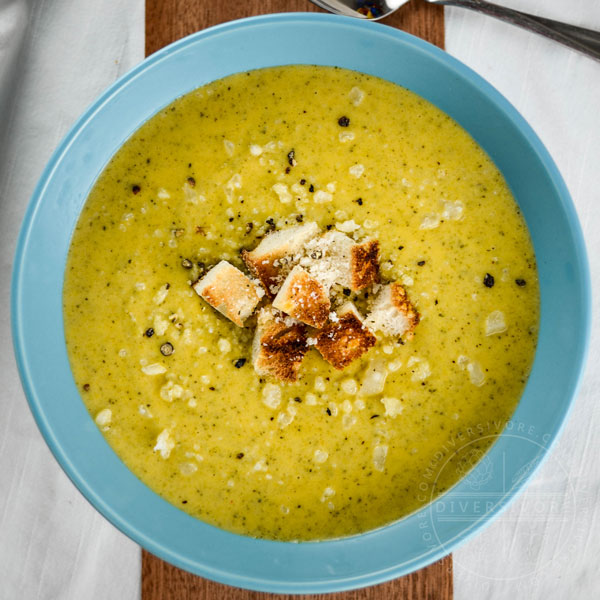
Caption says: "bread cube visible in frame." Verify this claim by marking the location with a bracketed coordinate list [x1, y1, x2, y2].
[273, 265, 330, 328]
[365, 283, 420, 339]
[192, 260, 260, 327]
[350, 239, 380, 291]
[242, 221, 319, 298]
[316, 302, 376, 369]
[302, 232, 379, 292]
[252, 307, 308, 382]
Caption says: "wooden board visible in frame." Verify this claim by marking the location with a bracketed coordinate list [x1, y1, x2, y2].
[143, 0, 450, 598]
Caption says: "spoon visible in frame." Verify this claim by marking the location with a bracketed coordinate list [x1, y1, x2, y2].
[309, 0, 600, 61]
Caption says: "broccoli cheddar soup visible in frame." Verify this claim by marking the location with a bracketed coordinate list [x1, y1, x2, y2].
[63, 66, 539, 541]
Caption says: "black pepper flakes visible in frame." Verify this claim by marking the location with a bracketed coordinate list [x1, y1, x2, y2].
[234, 358, 246, 368]
[294, 397, 302, 403]
[245, 222, 254, 234]
[287, 149, 296, 166]
[295, 214, 304, 222]
[483, 273, 495, 288]
[326, 407, 332, 416]
[145, 328, 154, 337]
[181, 258, 193, 269]
[356, 197, 363, 206]
[83, 383, 90, 392]
[300, 178, 306, 185]
[160, 342, 174, 356]
[370, 414, 379, 419]
[236, 452, 244, 459]
[417, 260, 426, 266]
[515, 278, 527, 287]
[309, 184, 315, 193]
[338, 116, 350, 127]
[285, 166, 291, 174]
[132, 185, 141, 194]
[343, 288, 351, 297]
[187, 177, 196, 187]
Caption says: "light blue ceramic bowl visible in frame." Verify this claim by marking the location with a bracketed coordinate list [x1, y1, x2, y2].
[12, 13, 590, 594]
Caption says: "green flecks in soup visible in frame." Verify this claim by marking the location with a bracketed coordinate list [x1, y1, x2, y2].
[63, 66, 539, 541]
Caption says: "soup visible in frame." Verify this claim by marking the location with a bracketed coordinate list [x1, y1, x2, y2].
[63, 65, 539, 541]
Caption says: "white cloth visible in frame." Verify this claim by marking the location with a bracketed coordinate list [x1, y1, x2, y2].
[446, 2, 600, 599]
[0, 1, 143, 599]
[0, 1, 598, 599]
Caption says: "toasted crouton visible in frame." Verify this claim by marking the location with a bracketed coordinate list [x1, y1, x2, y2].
[302, 232, 379, 292]
[365, 283, 420, 339]
[252, 308, 308, 382]
[273, 265, 330, 328]
[242, 222, 319, 298]
[316, 302, 376, 369]
[192, 260, 260, 326]
[351, 240, 380, 290]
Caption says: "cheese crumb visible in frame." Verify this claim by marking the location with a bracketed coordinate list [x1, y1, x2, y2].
[154, 429, 175, 459]
[339, 131, 355, 143]
[360, 358, 388, 396]
[321, 486, 335, 501]
[373, 445, 388, 471]
[342, 414, 357, 429]
[95, 408, 112, 428]
[305, 393, 318, 406]
[218, 338, 232, 353]
[262, 383, 282, 409]
[313, 190, 333, 203]
[467, 361, 486, 386]
[336, 219, 360, 233]
[349, 164, 365, 178]
[272, 183, 292, 204]
[179, 462, 198, 475]
[314, 449, 329, 463]
[249, 144, 263, 156]
[485, 310, 507, 336]
[142, 363, 167, 376]
[224, 139, 235, 156]
[341, 378, 358, 395]
[349, 86, 365, 106]
[314, 376, 326, 392]
[153, 284, 170, 305]
[408, 357, 431, 381]
[160, 381, 184, 402]
[382, 397, 403, 418]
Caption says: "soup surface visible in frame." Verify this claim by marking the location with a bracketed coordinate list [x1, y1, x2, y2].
[64, 66, 539, 541]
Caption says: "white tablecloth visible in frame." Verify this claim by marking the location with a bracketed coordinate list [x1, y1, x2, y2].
[1, 1, 598, 598]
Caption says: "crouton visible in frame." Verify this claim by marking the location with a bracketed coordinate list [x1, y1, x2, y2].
[351, 240, 380, 290]
[365, 283, 420, 339]
[316, 302, 376, 369]
[302, 232, 379, 292]
[242, 222, 319, 298]
[192, 260, 260, 327]
[273, 265, 331, 328]
[252, 307, 308, 382]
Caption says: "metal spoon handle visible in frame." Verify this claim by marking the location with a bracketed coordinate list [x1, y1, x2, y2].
[431, 0, 600, 61]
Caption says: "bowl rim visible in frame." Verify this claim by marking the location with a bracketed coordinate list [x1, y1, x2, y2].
[11, 12, 591, 593]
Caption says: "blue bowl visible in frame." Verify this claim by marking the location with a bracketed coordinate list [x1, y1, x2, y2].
[11, 13, 590, 593]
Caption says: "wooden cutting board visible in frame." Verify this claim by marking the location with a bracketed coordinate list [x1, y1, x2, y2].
[142, 1, 451, 598]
